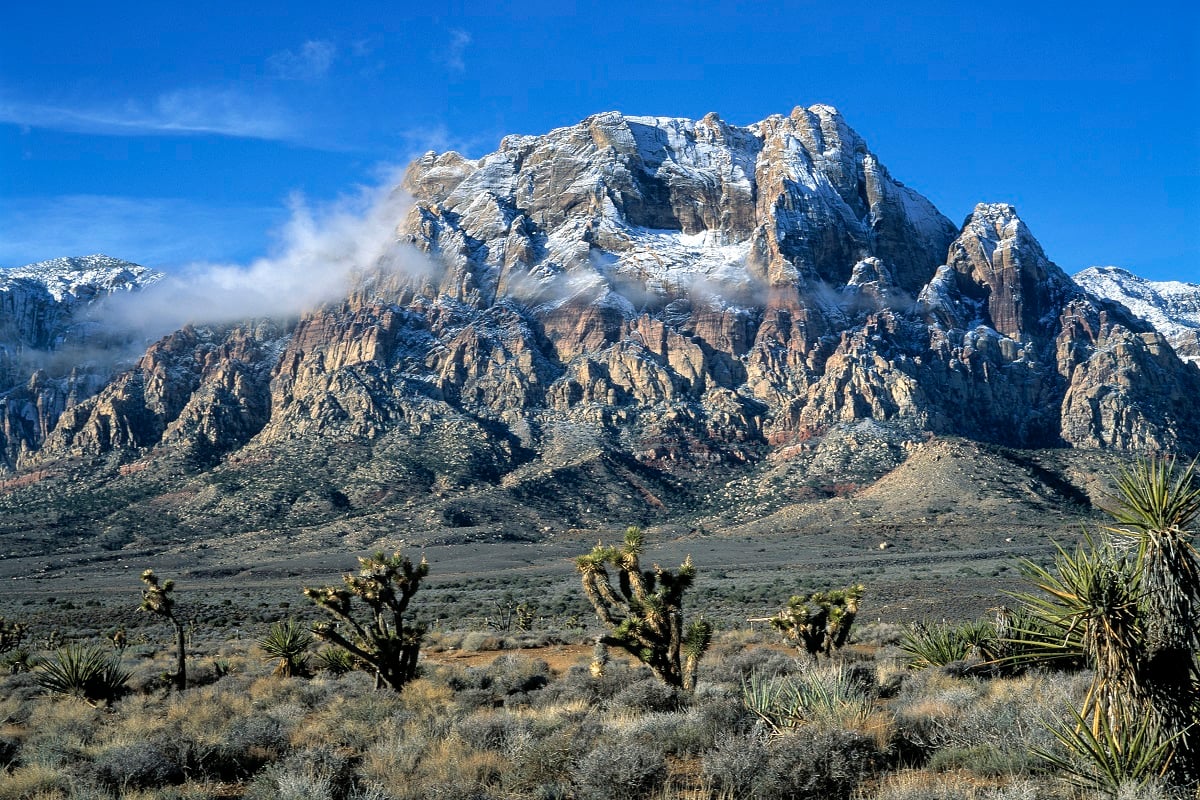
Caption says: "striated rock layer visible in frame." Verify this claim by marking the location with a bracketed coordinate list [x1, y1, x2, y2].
[2, 107, 1197, 521]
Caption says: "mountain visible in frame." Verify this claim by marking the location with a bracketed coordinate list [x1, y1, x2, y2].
[1, 107, 1197, 550]
[1074, 266, 1200, 364]
[0, 255, 162, 469]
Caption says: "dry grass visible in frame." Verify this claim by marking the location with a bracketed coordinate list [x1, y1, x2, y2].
[0, 628, 1120, 800]
[0, 764, 67, 800]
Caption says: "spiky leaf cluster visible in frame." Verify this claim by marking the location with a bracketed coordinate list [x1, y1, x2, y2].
[35, 644, 130, 706]
[139, 570, 176, 620]
[258, 619, 313, 677]
[304, 550, 428, 692]
[1012, 457, 1200, 792]
[576, 526, 711, 691]
[769, 585, 864, 660]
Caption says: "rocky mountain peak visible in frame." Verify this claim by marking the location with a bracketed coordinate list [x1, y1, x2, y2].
[1075, 265, 1200, 363]
[1, 108, 1198, 541]
[937, 203, 1076, 340]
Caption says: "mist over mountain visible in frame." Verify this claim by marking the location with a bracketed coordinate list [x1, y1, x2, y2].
[1, 105, 1196, 547]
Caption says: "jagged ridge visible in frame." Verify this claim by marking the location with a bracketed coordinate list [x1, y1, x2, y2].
[1, 107, 1197, 543]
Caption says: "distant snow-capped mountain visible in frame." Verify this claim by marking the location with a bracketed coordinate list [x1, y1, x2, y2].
[1, 254, 161, 303]
[1074, 266, 1200, 363]
[0, 254, 162, 350]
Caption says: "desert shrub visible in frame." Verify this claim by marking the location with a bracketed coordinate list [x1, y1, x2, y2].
[245, 745, 356, 800]
[530, 662, 653, 709]
[221, 714, 290, 776]
[502, 711, 603, 797]
[459, 632, 502, 652]
[573, 738, 667, 800]
[490, 654, 551, 692]
[702, 731, 771, 799]
[88, 740, 183, 790]
[872, 773, 1053, 800]
[357, 721, 428, 794]
[621, 687, 746, 756]
[0, 671, 42, 708]
[854, 621, 906, 646]
[0, 736, 17, 770]
[0, 763, 68, 800]
[411, 743, 507, 800]
[760, 727, 884, 800]
[611, 676, 681, 713]
[34, 644, 130, 706]
[448, 654, 550, 708]
[926, 744, 1044, 777]
[891, 671, 1077, 773]
[455, 710, 531, 753]
[871, 771, 979, 800]
[702, 646, 800, 684]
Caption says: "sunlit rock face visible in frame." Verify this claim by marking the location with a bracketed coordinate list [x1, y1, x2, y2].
[4, 107, 1199, 480]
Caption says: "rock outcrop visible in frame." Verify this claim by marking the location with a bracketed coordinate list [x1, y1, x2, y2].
[1075, 266, 1200, 365]
[2, 107, 1198, 514]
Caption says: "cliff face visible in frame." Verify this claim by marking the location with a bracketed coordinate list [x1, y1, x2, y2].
[2, 108, 1198, 516]
[0, 256, 162, 468]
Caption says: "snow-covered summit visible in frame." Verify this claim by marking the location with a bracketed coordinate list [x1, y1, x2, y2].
[1, 254, 162, 303]
[1075, 266, 1200, 363]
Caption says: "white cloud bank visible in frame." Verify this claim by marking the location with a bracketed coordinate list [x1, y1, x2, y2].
[98, 172, 425, 339]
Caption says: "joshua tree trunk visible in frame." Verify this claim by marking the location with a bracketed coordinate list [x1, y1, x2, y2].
[171, 619, 187, 691]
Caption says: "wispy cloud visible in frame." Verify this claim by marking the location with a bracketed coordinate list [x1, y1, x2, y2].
[0, 87, 298, 141]
[93, 174, 430, 337]
[267, 40, 337, 80]
[444, 29, 472, 72]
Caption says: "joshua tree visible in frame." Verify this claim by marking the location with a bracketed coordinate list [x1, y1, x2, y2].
[0, 617, 27, 654]
[304, 550, 428, 692]
[258, 619, 313, 677]
[767, 585, 864, 661]
[576, 526, 712, 691]
[139, 570, 187, 691]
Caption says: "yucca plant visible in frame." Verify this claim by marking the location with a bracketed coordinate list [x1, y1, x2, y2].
[1, 647, 38, 674]
[1010, 533, 1143, 732]
[898, 619, 996, 669]
[742, 666, 872, 735]
[259, 619, 313, 677]
[1105, 456, 1200, 785]
[35, 644, 130, 706]
[1012, 457, 1200, 793]
[1035, 702, 1179, 795]
[313, 646, 356, 674]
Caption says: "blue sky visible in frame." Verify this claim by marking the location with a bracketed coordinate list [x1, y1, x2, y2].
[1, 0, 1196, 282]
